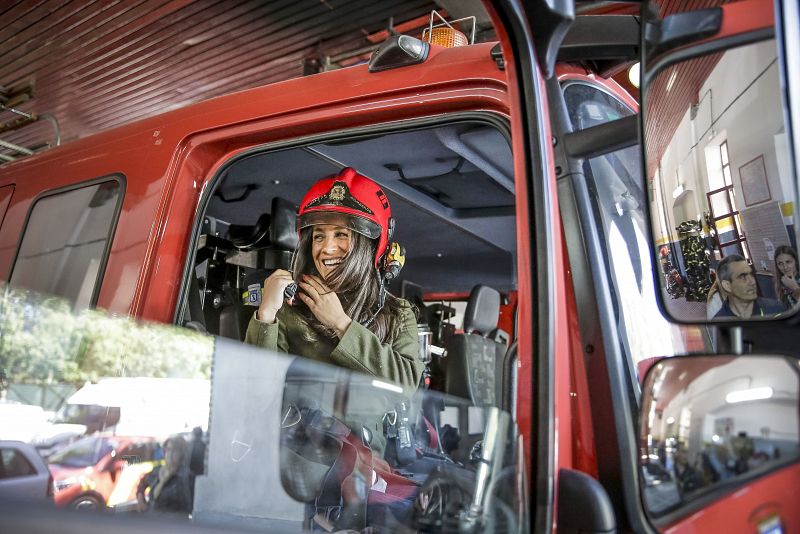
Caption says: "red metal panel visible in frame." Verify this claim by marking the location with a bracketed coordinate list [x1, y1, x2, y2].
[663, 462, 800, 533]
[0, 41, 509, 319]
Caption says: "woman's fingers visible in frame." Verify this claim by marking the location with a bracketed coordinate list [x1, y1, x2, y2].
[299, 279, 320, 300]
[296, 292, 313, 307]
[257, 269, 298, 323]
[304, 275, 331, 294]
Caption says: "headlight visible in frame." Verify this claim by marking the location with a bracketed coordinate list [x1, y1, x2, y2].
[54, 477, 77, 492]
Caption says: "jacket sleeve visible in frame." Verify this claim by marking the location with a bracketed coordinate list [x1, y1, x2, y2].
[244, 309, 290, 353]
[329, 302, 422, 390]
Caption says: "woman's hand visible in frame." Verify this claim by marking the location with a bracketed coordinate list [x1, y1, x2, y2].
[782, 274, 800, 292]
[298, 275, 352, 338]
[257, 269, 295, 323]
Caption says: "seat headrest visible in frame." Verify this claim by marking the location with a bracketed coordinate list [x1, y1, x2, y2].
[270, 197, 298, 250]
[229, 213, 271, 249]
[463, 285, 500, 336]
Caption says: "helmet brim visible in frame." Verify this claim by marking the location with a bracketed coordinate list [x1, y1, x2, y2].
[297, 211, 381, 240]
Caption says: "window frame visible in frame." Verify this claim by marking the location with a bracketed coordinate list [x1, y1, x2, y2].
[7, 174, 126, 308]
[173, 112, 513, 327]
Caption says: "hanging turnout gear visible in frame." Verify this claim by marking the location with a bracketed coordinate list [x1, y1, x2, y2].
[676, 219, 712, 301]
[659, 245, 685, 299]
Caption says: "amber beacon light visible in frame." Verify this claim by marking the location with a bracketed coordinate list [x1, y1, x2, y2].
[421, 10, 475, 48]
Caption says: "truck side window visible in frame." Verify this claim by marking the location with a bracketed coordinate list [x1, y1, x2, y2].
[9, 180, 121, 310]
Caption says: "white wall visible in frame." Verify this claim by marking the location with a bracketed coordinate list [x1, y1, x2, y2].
[651, 357, 799, 454]
[651, 40, 788, 241]
[703, 401, 797, 442]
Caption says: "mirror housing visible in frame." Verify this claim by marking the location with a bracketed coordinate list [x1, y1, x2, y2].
[644, 7, 722, 56]
[639, 0, 797, 324]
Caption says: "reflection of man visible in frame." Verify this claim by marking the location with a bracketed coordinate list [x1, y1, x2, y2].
[714, 255, 783, 318]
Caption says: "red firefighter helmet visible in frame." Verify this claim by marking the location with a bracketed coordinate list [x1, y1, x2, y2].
[297, 167, 394, 266]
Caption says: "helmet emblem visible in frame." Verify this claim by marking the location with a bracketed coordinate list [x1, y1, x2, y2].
[305, 181, 374, 214]
[330, 184, 346, 201]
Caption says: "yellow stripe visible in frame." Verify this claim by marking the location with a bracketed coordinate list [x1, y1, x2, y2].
[715, 216, 735, 233]
[656, 204, 792, 246]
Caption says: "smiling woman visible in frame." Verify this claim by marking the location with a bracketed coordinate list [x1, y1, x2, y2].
[244, 167, 423, 394]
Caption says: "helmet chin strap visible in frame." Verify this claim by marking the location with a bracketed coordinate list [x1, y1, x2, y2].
[360, 268, 386, 328]
[360, 241, 405, 328]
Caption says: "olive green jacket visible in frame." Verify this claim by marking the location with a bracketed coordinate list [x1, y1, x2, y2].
[244, 299, 423, 391]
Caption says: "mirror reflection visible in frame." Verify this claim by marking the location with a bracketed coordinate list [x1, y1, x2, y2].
[645, 37, 797, 320]
[639, 355, 800, 517]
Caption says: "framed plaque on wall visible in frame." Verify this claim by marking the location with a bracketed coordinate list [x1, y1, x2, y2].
[739, 155, 771, 206]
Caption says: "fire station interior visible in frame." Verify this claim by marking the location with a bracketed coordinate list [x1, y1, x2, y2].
[182, 118, 518, 481]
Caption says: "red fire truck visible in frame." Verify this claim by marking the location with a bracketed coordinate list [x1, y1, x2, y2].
[0, 0, 797, 532]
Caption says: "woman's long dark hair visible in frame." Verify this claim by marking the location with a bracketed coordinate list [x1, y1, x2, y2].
[773, 245, 799, 307]
[292, 227, 404, 342]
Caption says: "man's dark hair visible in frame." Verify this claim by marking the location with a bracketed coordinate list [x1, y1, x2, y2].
[717, 254, 747, 282]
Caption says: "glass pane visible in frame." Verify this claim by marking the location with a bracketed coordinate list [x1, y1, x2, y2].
[564, 82, 703, 362]
[728, 190, 737, 211]
[0, 449, 35, 478]
[0, 284, 214, 514]
[722, 165, 732, 186]
[263, 357, 521, 532]
[10, 181, 120, 310]
[563, 82, 635, 128]
[709, 190, 733, 216]
[720, 142, 729, 166]
[640, 356, 800, 517]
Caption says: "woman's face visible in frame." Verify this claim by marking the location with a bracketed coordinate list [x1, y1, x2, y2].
[777, 253, 797, 278]
[311, 224, 353, 280]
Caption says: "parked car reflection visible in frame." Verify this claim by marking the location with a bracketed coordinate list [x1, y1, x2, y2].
[48, 435, 159, 511]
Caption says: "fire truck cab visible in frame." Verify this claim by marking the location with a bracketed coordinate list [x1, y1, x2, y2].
[0, 0, 798, 532]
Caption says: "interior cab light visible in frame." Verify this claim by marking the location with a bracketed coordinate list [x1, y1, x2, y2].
[368, 35, 430, 73]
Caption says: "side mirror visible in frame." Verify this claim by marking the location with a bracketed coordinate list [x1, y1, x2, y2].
[639, 0, 798, 324]
[638, 355, 799, 520]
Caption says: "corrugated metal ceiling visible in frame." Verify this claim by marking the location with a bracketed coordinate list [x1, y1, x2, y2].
[643, 0, 732, 181]
[1, 0, 498, 161]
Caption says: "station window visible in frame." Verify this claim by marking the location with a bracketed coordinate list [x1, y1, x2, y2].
[9, 179, 121, 310]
